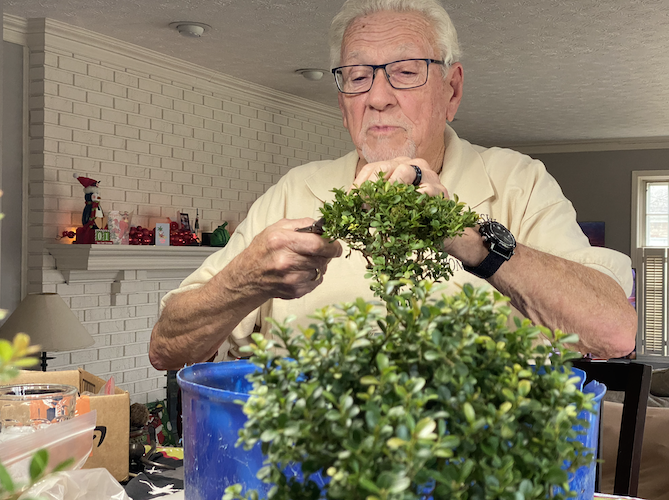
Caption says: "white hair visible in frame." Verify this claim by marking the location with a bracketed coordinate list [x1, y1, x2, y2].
[329, 0, 461, 74]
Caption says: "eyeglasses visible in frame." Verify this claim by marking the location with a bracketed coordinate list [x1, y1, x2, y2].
[332, 58, 445, 95]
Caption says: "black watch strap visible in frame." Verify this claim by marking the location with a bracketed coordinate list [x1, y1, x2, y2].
[463, 252, 508, 279]
[463, 220, 515, 279]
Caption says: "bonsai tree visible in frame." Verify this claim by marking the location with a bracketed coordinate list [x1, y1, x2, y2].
[319, 177, 478, 298]
[225, 178, 594, 500]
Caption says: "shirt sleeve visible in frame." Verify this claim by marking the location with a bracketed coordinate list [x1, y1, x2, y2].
[509, 158, 633, 297]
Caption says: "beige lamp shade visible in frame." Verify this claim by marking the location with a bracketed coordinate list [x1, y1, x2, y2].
[0, 293, 95, 352]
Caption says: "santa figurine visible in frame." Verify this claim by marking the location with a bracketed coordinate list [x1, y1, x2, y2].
[74, 174, 105, 244]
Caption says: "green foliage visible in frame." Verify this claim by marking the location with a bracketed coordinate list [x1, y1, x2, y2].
[224, 180, 592, 500]
[227, 283, 591, 500]
[0, 333, 40, 383]
[319, 176, 478, 297]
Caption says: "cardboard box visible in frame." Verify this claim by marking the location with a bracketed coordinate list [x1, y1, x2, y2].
[7, 369, 130, 481]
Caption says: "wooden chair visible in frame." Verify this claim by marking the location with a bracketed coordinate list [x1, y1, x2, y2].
[572, 359, 652, 497]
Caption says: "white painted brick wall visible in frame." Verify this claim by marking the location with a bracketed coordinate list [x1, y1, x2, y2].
[31, 47, 351, 239]
[21, 18, 353, 404]
[42, 271, 189, 404]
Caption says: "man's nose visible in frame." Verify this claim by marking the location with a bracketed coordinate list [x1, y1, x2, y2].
[366, 68, 397, 109]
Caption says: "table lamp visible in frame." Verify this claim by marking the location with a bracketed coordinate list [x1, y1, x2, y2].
[0, 293, 95, 371]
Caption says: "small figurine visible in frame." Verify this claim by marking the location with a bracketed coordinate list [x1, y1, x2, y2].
[194, 208, 201, 244]
[74, 174, 104, 244]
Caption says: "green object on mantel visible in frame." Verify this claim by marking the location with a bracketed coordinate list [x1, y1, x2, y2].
[210, 222, 231, 247]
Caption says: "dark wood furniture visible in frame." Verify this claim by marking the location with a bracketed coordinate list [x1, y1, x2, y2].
[572, 359, 652, 497]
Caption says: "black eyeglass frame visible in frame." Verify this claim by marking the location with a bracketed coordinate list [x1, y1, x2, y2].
[331, 58, 446, 95]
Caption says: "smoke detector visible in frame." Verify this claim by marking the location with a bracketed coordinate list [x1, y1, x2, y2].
[295, 68, 325, 81]
[169, 22, 211, 38]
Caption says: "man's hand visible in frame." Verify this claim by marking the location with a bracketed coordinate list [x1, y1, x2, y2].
[149, 217, 343, 370]
[353, 157, 449, 198]
[442, 225, 489, 267]
[239, 218, 343, 301]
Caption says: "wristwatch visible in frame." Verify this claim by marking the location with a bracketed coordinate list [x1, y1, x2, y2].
[463, 220, 516, 279]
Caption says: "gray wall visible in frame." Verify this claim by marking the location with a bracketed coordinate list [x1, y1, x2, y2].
[533, 148, 669, 257]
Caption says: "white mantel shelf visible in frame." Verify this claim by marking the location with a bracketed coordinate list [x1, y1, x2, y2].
[46, 244, 220, 271]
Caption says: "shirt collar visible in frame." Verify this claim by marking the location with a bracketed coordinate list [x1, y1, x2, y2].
[304, 127, 494, 210]
[304, 150, 359, 203]
[439, 125, 495, 211]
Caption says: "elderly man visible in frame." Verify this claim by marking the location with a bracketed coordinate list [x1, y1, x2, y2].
[150, 0, 636, 370]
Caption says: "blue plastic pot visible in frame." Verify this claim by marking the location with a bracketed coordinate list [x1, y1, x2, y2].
[564, 369, 607, 500]
[178, 360, 605, 500]
[177, 360, 267, 500]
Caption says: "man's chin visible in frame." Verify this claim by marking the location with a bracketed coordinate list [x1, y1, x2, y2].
[361, 141, 417, 164]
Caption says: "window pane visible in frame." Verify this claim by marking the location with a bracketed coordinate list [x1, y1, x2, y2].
[648, 183, 669, 215]
[647, 214, 669, 246]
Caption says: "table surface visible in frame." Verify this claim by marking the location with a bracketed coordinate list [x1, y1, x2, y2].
[595, 494, 643, 499]
[157, 493, 183, 500]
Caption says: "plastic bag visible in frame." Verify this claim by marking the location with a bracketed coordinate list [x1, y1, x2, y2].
[98, 375, 116, 396]
[18, 467, 131, 500]
[1, 410, 96, 485]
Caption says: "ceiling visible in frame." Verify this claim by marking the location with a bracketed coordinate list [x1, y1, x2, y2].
[5, 0, 669, 149]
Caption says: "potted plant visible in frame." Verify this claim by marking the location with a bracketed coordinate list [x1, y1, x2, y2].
[223, 178, 596, 500]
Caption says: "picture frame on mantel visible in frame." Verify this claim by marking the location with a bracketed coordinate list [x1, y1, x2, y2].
[179, 213, 191, 232]
[155, 223, 170, 246]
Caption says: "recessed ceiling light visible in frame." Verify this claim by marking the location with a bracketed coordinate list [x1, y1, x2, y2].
[295, 68, 325, 81]
[169, 22, 211, 38]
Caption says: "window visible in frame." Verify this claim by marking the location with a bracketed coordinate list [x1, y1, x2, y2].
[645, 182, 669, 246]
[632, 171, 669, 361]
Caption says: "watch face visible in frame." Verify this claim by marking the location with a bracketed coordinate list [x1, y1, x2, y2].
[488, 222, 516, 249]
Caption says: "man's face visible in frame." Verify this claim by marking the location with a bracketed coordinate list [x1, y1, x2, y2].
[337, 11, 462, 166]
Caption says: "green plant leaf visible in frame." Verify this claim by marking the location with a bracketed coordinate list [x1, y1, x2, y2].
[463, 402, 475, 423]
[359, 478, 380, 493]
[414, 418, 436, 439]
[50, 458, 75, 473]
[0, 462, 16, 493]
[386, 437, 407, 449]
[29, 449, 49, 481]
[545, 465, 568, 484]
[375, 353, 389, 371]
[560, 334, 580, 345]
[518, 379, 531, 397]
[0, 340, 13, 363]
[423, 350, 440, 361]
[13, 357, 39, 368]
[389, 476, 410, 493]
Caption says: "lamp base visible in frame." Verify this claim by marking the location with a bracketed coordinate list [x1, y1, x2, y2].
[40, 351, 55, 371]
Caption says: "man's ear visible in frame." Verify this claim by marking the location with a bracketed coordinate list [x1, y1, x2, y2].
[445, 62, 464, 122]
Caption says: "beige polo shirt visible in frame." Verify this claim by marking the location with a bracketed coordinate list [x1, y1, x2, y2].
[161, 126, 633, 360]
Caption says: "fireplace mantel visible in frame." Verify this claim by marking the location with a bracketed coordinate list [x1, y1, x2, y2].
[46, 244, 220, 272]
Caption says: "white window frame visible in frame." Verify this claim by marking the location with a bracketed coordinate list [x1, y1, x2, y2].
[632, 170, 669, 364]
